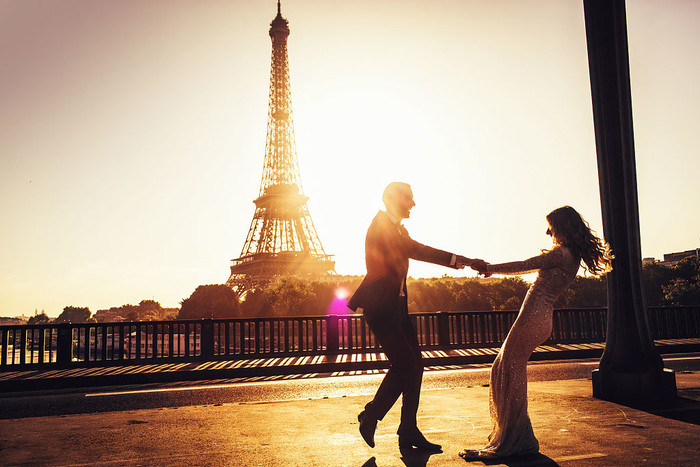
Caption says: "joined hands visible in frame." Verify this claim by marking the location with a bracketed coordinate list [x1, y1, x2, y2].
[455, 255, 491, 277]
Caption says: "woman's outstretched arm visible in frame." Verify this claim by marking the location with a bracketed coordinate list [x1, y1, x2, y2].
[486, 247, 565, 275]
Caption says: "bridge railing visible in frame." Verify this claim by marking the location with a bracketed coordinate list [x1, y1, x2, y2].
[648, 306, 700, 339]
[1, 306, 698, 370]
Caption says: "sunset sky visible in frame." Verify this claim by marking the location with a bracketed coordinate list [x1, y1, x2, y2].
[1, 0, 698, 317]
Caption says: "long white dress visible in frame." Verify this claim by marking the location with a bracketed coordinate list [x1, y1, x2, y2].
[479, 246, 580, 456]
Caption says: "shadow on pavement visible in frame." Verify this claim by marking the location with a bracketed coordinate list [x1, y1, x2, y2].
[358, 447, 441, 466]
[398, 446, 441, 466]
[460, 452, 559, 466]
[646, 396, 700, 426]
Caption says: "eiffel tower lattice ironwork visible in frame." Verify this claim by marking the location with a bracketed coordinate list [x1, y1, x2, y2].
[227, 2, 335, 295]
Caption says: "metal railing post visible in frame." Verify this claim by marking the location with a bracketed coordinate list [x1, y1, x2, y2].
[201, 319, 214, 359]
[56, 323, 73, 367]
[437, 312, 451, 348]
[326, 314, 339, 354]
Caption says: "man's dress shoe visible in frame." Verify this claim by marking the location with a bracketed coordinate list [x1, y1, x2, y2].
[358, 410, 377, 448]
[398, 429, 442, 452]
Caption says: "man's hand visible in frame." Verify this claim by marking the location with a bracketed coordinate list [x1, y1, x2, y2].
[455, 255, 474, 269]
[470, 259, 491, 277]
[456, 256, 491, 277]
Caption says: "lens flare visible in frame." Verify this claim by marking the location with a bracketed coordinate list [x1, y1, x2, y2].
[327, 287, 350, 315]
[334, 287, 350, 300]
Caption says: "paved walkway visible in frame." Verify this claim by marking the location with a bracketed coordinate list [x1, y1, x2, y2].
[2, 338, 699, 392]
[0, 371, 699, 466]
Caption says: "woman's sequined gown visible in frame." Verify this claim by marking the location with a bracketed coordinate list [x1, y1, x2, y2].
[480, 246, 580, 456]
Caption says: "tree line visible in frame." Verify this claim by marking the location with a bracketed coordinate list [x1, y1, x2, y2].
[27, 300, 178, 325]
[25, 256, 700, 323]
[177, 256, 700, 319]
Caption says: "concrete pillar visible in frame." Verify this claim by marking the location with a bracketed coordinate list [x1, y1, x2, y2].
[583, 0, 676, 405]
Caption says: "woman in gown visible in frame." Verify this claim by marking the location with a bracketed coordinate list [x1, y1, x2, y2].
[460, 206, 612, 460]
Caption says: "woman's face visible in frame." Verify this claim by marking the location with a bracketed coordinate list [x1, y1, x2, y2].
[546, 222, 561, 244]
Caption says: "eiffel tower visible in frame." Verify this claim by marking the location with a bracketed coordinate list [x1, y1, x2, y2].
[227, 1, 335, 295]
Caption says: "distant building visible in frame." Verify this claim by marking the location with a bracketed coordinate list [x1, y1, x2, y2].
[0, 317, 26, 326]
[644, 248, 700, 266]
[662, 248, 700, 266]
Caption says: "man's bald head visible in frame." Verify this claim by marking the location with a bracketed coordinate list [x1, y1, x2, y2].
[383, 182, 415, 220]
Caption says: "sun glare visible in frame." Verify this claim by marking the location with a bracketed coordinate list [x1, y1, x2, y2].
[326, 286, 351, 315]
[334, 287, 350, 300]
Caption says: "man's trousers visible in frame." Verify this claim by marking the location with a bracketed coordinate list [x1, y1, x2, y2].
[362, 297, 423, 432]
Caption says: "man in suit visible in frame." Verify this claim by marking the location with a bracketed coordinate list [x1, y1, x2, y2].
[347, 182, 480, 452]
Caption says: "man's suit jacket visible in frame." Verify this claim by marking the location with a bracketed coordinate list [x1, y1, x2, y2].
[347, 211, 457, 313]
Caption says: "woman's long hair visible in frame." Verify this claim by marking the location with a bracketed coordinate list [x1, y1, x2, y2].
[546, 206, 613, 275]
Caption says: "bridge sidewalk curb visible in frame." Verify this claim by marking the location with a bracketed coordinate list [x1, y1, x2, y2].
[1, 339, 698, 393]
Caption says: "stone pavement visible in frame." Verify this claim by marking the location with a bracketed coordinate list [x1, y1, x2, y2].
[0, 371, 699, 466]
